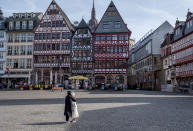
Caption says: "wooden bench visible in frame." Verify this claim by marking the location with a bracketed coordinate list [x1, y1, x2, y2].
[52, 87, 64, 92]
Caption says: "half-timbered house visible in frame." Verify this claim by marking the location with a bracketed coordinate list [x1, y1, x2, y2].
[71, 19, 93, 81]
[33, 0, 74, 85]
[93, 1, 131, 88]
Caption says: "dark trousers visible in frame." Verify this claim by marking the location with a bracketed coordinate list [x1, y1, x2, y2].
[66, 113, 69, 121]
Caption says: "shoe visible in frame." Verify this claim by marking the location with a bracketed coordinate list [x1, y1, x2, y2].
[71, 120, 76, 123]
[66, 121, 70, 123]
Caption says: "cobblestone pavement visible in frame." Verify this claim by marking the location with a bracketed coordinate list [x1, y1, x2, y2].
[0, 90, 193, 131]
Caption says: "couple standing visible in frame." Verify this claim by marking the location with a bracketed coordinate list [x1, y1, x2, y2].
[64, 91, 79, 123]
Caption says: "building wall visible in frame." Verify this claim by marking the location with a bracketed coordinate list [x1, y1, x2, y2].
[0, 31, 6, 75]
[152, 21, 173, 55]
[3, 12, 42, 84]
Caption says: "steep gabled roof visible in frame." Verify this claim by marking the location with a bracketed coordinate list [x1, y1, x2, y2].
[52, 0, 74, 31]
[78, 19, 89, 29]
[35, 0, 74, 32]
[95, 1, 131, 34]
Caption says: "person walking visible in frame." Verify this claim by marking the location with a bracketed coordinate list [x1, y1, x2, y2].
[71, 92, 79, 123]
[64, 91, 76, 123]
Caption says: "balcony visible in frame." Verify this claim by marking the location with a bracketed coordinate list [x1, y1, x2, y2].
[94, 41, 129, 46]
[34, 63, 70, 68]
[172, 38, 193, 53]
[94, 69, 126, 74]
[176, 70, 193, 77]
[94, 53, 128, 59]
[34, 50, 70, 55]
[174, 54, 193, 66]
[71, 70, 93, 74]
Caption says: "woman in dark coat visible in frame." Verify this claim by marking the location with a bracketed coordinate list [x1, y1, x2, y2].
[64, 91, 76, 122]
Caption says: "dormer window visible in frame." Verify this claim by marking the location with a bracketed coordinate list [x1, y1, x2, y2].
[16, 21, 20, 30]
[22, 21, 27, 30]
[9, 22, 14, 30]
[29, 21, 33, 29]
[175, 28, 180, 35]
[187, 20, 192, 29]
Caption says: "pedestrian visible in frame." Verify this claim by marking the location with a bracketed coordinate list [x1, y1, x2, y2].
[71, 92, 79, 122]
[64, 91, 76, 123]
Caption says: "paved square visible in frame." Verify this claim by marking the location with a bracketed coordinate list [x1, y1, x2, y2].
[0, 90, 193, 131]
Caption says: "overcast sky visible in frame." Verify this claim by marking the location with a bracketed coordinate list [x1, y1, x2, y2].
[0, 0, 192, 41]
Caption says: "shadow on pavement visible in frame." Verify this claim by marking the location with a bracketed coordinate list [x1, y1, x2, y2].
[24, 121, 65, 125]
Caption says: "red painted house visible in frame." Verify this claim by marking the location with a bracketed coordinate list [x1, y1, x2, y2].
[93, 1, 131, 88]
[33, 0, 74, 85]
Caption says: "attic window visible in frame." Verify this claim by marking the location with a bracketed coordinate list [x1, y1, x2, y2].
[103, 21, 110, 29]
[107, 12, 116, 17]
[114, 21, 121, 29]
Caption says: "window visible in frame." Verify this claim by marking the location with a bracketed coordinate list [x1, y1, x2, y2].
[101, 35, 105, 41]
[52, 33, 56, 39]
[43, 22, 47, 27]
[39, 33, 42, 40]
[20, 46, 26, 55]
[125, 35, 128, 40]
[62, 32, 66, 39]
[52, 21, 56, 27]
[13, 46, 19, 55]
[22, 21, 27, 29]
[16, 21, 20, 30]
[0, 42, 4, 48]
[7, 59, 12, 68]
[0, 32, 4, 38]
[13, 59, 19, 69]
[29, 21, 33, 29]
[47, 33, 51, 39]
[21, 33, 26, 42]
[112, 35, 117, 40]
[15, 33, 20, 42]
[96, 35, 100, 41]
[27, 33, 33, 42]
[0, 52, 3, 59]
[119, 35, 124, 41]
[107, 35, 111, 41]
[0, 63, 3, 70]
[35, 33, 38, 40]
[19, 58, 25, 69]
[52, 44, 55, 50]
[43, 33, 46, 39]
[67, 32, 70, 39]
[27, 45, 32, 55]
[7, 46, 12, 56]
[103, 21, 110, 29]
[48, 22, 51, 27]
[114, 21, 121, 29]
[56, 43, 60, 50]
[123, 46, 127, 53]
[115, 46, 118, 53]
[26, 59, 32, 69]
[119, 46, 122, 53]
[57, 33, 60, 39]
[8, 33, 13, 42]
[56, 21, 59, 27]
[9, 22, 14, 30]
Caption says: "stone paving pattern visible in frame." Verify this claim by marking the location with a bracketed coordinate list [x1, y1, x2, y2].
[0, 90, 193, 131]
